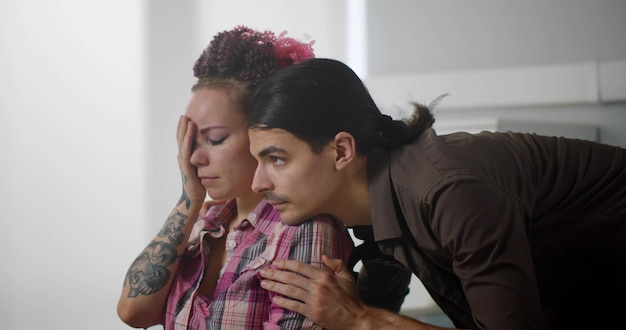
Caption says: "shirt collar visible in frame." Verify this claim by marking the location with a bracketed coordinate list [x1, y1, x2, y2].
[367, 146, 405, 242]
[196, 199, 238, 238]
[190, 198, 278, 244]
[246, 198, 267, 227]
[203, 198, 272, 231]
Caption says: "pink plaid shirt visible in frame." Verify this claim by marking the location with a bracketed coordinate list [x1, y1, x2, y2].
[164, 199, 353, 329]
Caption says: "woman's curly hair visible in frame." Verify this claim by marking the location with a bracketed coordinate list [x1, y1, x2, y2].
[193, 25, 315, 89]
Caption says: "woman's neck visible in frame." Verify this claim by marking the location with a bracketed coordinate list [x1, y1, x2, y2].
[231, 190, 264, 227]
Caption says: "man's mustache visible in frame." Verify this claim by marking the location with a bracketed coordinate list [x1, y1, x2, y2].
[264, 191, 288, 203]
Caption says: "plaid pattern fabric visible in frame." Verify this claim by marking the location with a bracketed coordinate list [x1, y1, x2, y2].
[164, 199, 353, 329]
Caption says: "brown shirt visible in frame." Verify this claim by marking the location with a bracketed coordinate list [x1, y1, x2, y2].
[367, 129, 626, 330]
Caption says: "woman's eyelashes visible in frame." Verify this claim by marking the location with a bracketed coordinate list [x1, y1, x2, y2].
[208, 134, 228, 146]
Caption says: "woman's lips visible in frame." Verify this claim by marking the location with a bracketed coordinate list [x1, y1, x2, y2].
[200, 177, 218, 185]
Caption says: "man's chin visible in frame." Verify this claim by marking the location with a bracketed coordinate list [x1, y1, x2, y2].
[276, 210, 309, 226]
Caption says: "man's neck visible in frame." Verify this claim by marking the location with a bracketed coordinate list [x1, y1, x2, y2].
[333, 157, 372, 227]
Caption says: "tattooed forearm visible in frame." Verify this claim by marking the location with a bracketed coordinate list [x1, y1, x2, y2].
[178, 189, 191, 210]
[158, 209, 188, 246]
[177, 174, 191, 209]
[125, 241, 177, 297]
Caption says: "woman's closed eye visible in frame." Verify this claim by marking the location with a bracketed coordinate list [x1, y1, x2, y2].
[209, 134, 228, 146]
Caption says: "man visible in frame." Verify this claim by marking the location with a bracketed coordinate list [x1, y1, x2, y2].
[247, 58, 626, 330]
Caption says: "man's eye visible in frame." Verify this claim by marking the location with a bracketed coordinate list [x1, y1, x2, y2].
[209, 135, 228, 146]
[270, 156, 285, 166]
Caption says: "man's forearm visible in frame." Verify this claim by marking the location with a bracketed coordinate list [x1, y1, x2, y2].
[354, 306, 458, 330]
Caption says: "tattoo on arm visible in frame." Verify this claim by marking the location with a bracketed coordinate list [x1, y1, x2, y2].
[124, 241, 177, 297]
[158, 209, 188, 247]
[177, 174, 191, 209]
[123, 189, 191, 298]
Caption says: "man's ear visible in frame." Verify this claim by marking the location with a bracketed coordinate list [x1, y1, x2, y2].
[333, 132, 357, 170]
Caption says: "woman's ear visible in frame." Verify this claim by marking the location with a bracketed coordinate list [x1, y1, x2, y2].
[333, 132, 357, 170]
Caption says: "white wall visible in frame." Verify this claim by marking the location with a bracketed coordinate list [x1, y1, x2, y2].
[0, 1, 145, 329]
[366, 0, 626, 75]
[144, 1, 198, 238]
[196, 0, 348, 62]
[365, 0, 626, 148]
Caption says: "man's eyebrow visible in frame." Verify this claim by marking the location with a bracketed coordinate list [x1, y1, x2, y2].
[199, 125, 226, 134]
[258, 146, 287, 158]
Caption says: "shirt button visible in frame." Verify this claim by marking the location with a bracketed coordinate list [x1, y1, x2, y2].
[226, 240, 237, 249]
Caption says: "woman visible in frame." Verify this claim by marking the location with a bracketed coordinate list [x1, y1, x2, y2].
[117, 27, 353, 329]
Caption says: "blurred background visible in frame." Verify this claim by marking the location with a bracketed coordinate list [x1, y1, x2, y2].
[1, 0, 624, 329]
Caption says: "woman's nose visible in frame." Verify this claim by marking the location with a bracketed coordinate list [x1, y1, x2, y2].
[189, 146, 208, 167]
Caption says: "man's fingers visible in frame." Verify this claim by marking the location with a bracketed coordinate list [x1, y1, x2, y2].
[260, 259, 365, 328]
[260, 273, 326, 321]
[260, 274, 309, 303]
[322, 255, 354, 281]
[271, 259, 323, 279]
[268, 292, 310, 317]
[260, 267, 310, 290]
[269, 294, 298, 310]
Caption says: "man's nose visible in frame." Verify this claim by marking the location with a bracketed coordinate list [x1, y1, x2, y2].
[251, 166, 270, 193]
